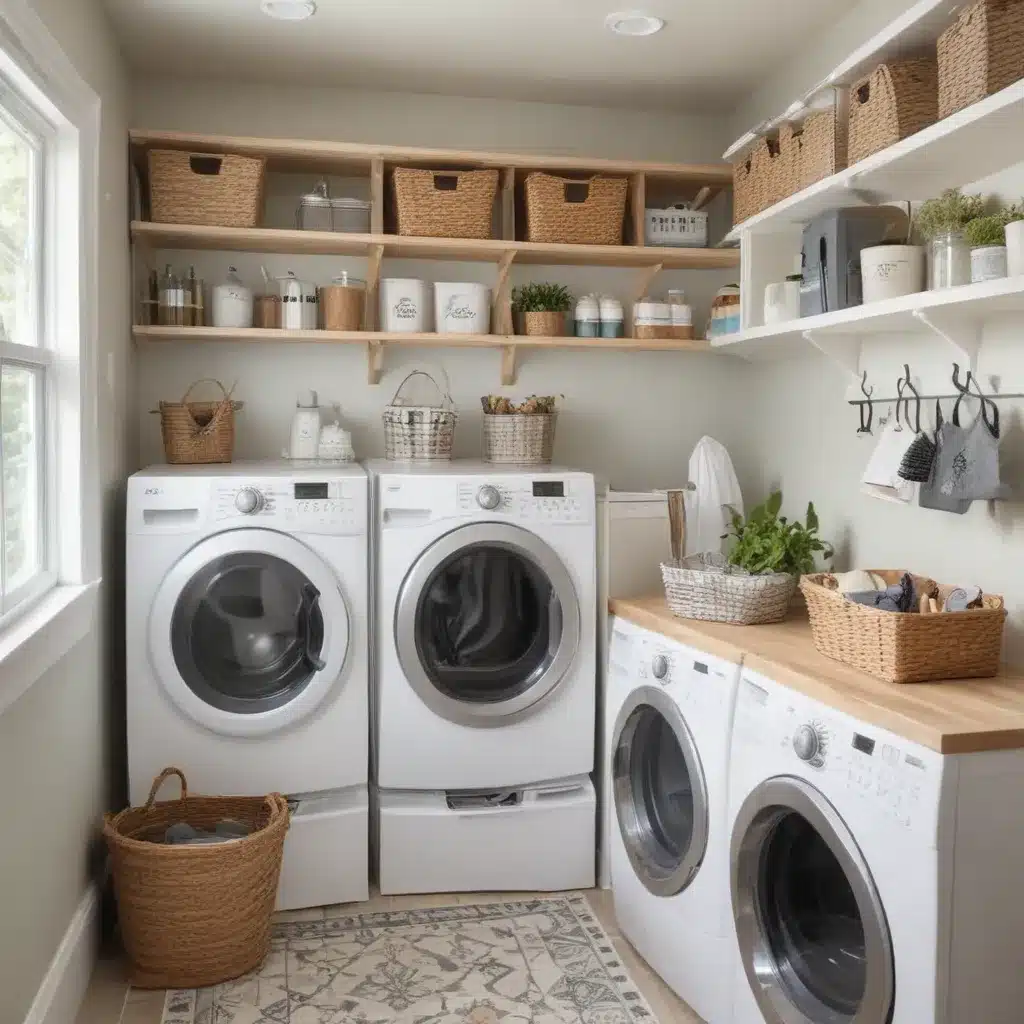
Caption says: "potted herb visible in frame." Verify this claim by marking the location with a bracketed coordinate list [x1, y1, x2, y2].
[725, 492, 834, 577]
[511, 283, 572, 337]
[916, 188, 985, 289]
[965, 213, 1009, 283]
[1005, 201, 1024, 279]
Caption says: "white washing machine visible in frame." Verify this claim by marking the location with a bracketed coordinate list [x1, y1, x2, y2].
[369, 460, 597, 894]
[729, 667, 1024, 1024]
[607, 616, 740, 1024]
[127, 462, 370, 909]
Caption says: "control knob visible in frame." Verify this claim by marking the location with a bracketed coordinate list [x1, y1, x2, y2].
[793, 723, 825, 764]
[477, 485, 501, 510]
[235, 487, 264, 515]
[651, 654, 671, 681]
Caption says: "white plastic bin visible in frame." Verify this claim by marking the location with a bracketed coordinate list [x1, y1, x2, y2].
[380, 278, 429, 332]
[434, 282, 491, 334]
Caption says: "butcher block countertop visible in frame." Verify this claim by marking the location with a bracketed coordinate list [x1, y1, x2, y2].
[609, 595, 1024, 755]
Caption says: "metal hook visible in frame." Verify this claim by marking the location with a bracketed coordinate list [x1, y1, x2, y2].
[899, 363, 922, 433]
[856, 371, 873, 436]
[952, 362, 999, 437]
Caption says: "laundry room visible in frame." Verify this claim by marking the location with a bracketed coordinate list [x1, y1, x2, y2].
[2, 0, 1024, 1023]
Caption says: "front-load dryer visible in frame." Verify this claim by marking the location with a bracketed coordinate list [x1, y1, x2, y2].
[127, 462, 370, 909]
[607, 615, 740, 1024]
[369, 460, 597, 894]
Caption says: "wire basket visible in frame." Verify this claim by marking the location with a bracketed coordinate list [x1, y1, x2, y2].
[661, 553, 797, 625]
[148, 150, 265, 228]
[103, 768, 289, 989]
[383, 369, 458, 461]
[482, 413, 556, 464]
[154, 379, 242, 465]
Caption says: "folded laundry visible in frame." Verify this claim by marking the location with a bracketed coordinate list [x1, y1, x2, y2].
[845, 572, 918, 613]
[163, 819, 251, 846]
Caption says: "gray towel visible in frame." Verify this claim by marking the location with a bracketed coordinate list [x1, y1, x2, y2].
[845, 572, 917, 613]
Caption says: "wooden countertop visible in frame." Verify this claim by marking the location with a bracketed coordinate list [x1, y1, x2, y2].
[609, 595, 1024, 755]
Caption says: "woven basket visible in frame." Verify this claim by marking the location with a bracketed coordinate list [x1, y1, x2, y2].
[848, 59, 939, 165]
[525, 173, 628, 245]
[732, 150, 760, 225]
[155, 379, 241, 465]
[482, 413, 556, 464]
[148, 150, 265, 228]
[800, 571, 1007, 683]
[518, 310, 567, 337]
[792, 93, 850, 190]
[732, 134, 793, 224]
[103, 768, 289, 989]
[383, 369, 457, 461]
[393, 167, 498, 239]
[661, 554, 798, 625]
[938, 0, 1024, 118]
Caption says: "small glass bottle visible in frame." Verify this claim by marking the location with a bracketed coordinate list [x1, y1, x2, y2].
[928, 231, 971, 290]
[158, 264, 175, 326]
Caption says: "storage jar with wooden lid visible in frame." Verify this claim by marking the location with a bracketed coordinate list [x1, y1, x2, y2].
[320, 272, 365, 331]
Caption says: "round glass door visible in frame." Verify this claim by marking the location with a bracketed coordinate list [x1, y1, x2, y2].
[395, 522, 580, 725]
[731, 777, 894, 1024]
[612, 685, 708, 897]
[149, 529, 350, 737]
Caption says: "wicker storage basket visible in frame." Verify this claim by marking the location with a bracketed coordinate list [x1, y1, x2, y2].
[661, 554, 798, 625]
[525, 172, 628, 245]
[155, 379, 242, 465]
[848, 59, 939, 165]
[383, 370, 457, 461]
[938, 0, 1024, 118]
[732, 150, 760, 225]
[792, 93, 850, 189]
[482, 413, 556, 464]
[800, 571, 1007, 683]
[148, 150, 265, 228]
[518, 310, 567, 337]
[393, 167, 498, 239]
[732, 134, 792, 224]
[103, 768, 289, 989]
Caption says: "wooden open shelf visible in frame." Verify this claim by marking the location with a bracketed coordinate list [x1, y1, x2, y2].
[132, 325, 713, 385]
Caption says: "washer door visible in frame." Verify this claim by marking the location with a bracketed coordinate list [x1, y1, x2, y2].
[149, 529, 350, 737]
[394, 522, 580, 726]
[612, 685, 709, 897]
[731, 776, 895, 1024]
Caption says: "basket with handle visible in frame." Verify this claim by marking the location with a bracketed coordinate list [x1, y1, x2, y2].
[848, 59, 939, 165]
[393, 167, 498, 239]
[800, 571, 1007, 683]
[102, 767, 289, 989]
[524, 172, 628, 245]
[155, 379, 242, 465]
[148, 150, 265, 228]
[383, 369, 458, 461]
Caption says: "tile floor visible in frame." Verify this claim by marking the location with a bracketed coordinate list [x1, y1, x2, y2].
[75, 888, 703, 1024]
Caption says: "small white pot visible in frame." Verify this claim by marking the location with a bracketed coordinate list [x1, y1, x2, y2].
[434, 282, 491, 334]
[1005, 220, 1024, 278]
[763, 278, 801, 324]
[970, 245, 1008, 284]
[861, 245, 925, 303]
[381, 278, 429, 333]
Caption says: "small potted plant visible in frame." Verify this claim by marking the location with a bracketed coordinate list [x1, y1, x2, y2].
[725, 492, 834, 578]
[1005, 201, 1024, 278]
[964, 213, 1009, 283]
[511, 283, 572, 337]
[916, 188, 985, 289]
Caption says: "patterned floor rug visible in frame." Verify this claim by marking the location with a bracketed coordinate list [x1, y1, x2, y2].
[159, 895, 657, 1024]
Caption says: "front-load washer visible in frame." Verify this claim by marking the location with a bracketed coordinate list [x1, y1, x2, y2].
[369, 460, 597, 893]
[127, 462, 370, 908]
[729, 667, 1024, 1024]
[607, 616, 740, 1024]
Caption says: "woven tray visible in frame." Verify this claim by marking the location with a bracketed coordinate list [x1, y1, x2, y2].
[661, 554, 797, 625]
[393, 167, 498, 239]
[848, 59, 939, 165]
[525, 172, 627, 245]
[103, 768, 288, 989]
[801, 571, 1007, 683]
[148, 150, 265, 228]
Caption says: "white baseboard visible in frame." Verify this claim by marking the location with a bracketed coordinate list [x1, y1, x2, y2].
[23, 885, 100, 1024]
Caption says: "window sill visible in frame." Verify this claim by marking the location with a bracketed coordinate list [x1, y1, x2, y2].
[0, 581, 100, 717]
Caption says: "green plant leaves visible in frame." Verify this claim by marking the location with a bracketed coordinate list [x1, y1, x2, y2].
[725, 491, 832, 577]
[511, 282, 573, 313]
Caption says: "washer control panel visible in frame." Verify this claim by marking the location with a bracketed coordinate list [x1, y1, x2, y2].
[457, 478, 590, 523]
[215, 480, 363, 530]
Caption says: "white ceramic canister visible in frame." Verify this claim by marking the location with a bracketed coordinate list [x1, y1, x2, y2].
[970, 245, 1008, 284]
[434, 282, 491, 334]
[861, 245, 926, 303]
[211, 266, 253, 329]
[763, 275, 802, 325]
[574, 294, 601, 337]
[277, 271, 318, 330]
[1007, 220, 1024, 278]
[381, 278, 429, 333]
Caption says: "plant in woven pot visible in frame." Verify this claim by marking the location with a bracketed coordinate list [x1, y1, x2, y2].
[1006, 201, 1024, 279]
[916, 188, 985, 289]
[725, 492, 834, 577]
[964, 212, 1010, 283]
[511, 283, 571, 337]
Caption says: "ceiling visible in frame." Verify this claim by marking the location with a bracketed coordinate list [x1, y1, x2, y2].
[102, 0, 850, 113]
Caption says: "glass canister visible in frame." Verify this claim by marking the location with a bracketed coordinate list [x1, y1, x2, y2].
[666, 288, 694, 339]
[928, 231, 971, 290]
[321, 271, 365, 331]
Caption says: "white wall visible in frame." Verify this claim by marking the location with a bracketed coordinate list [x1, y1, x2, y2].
[0, 2, 130, 1021]
[132, 79, 749, 493]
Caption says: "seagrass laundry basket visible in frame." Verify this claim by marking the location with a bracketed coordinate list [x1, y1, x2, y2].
[383, 370, 458, 461]
[661, 553, 797, 625]
[148, 150, 265, 228]
[393, 167, 498, 239]
[800, 571, 1007, 683]
[791, 90, 850, 190]
[483, 413, 557, 464]
[525, 172, 628, 245]
[103, 768, 289, 989]
[848, 59, 939, 164]
[155, 379, 242, 464]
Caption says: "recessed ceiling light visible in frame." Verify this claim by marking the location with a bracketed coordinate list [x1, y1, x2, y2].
[261, 0, 317, 21]
[605, 11, 665, 36]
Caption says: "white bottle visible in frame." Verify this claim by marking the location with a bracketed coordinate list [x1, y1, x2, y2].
[212, 266, 253, 329]
[288, 390, 321, 460]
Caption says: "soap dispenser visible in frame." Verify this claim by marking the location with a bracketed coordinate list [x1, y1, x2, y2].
[288, 390, 321, 460]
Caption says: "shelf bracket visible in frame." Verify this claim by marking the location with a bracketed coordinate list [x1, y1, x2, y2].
[493, 249, 516, 335]
[367, 340, 385, 385]
[802, 330, 861, 379]
[913, 309, 982, 370]
[501, 344, 517, 386]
